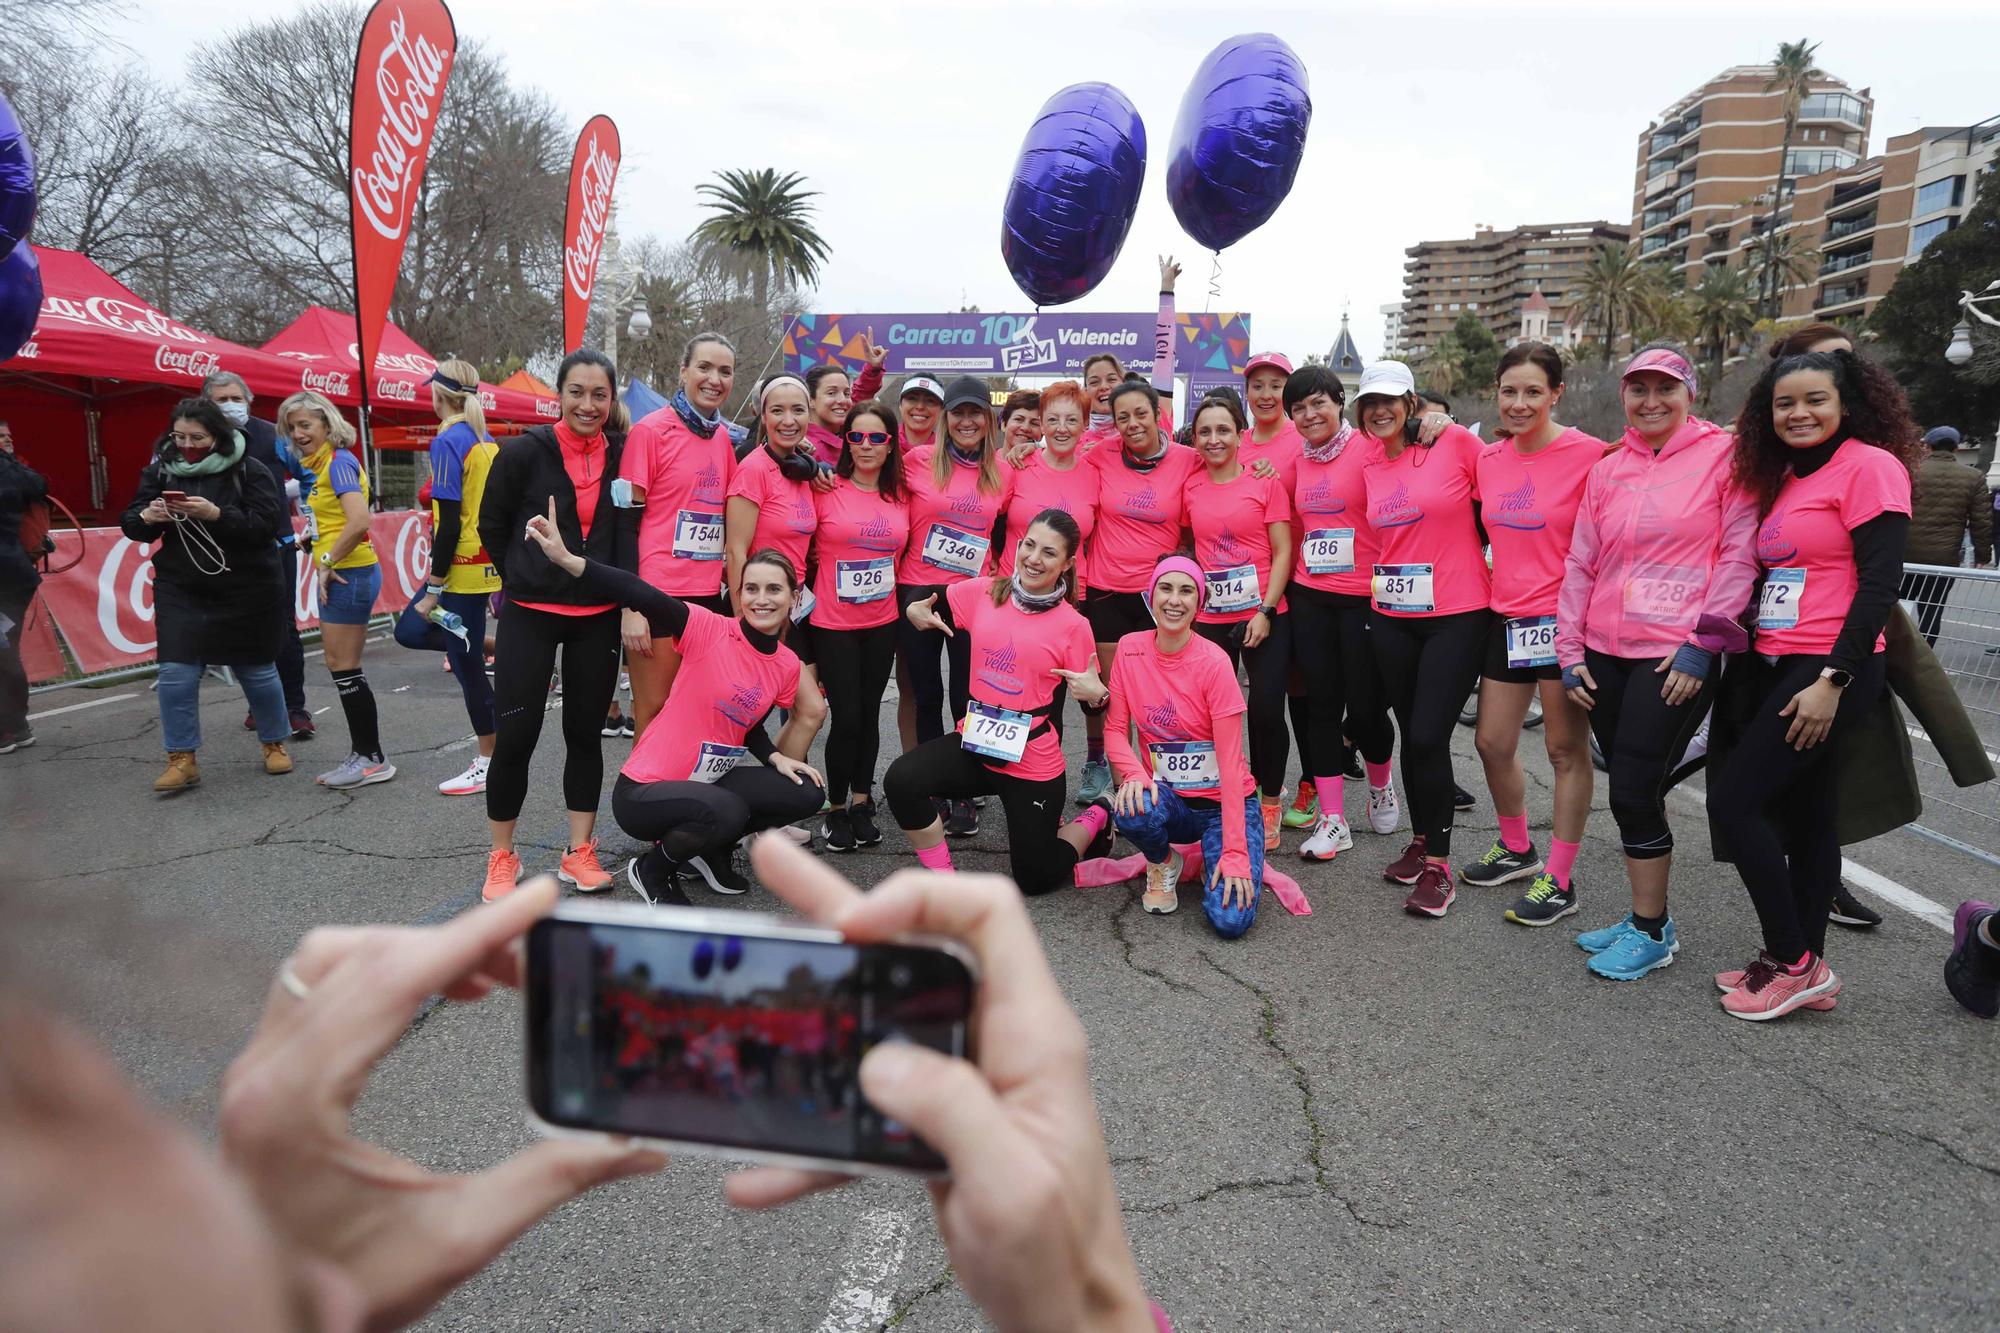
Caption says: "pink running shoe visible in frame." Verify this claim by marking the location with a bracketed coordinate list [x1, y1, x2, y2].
[1721, 952, 1840, 1021]
[558, 840, 614, 893]
[1715, 960, 1839, 1010]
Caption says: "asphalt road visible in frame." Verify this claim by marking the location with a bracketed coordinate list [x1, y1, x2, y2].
[6, 642, 1998, 1332]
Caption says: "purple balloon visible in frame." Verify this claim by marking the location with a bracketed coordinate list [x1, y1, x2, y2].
[691, 939, 715, 981]
[1001, 82, 1146, 307]
[0, 91, 34, 262]
[0, 243, 40, 364]
[1166, 34, 1312, 252]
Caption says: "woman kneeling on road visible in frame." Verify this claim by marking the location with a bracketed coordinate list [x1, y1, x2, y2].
[522, 508, 826, 905]
[1107, 557, 1262, 937]
[883, 509, 1113, 895]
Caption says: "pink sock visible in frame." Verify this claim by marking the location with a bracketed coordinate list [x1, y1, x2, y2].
[1314, 775, 1343, 817]
[1073, 803, 1108, 839]
[1547, 838, 1581, 888]
[1365, 760, 1393, 789]
[1498, 813, 1530, 853]
[914, 842, 954, 872]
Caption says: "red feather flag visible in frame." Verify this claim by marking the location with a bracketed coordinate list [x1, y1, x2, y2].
[562, 115, 622, 354]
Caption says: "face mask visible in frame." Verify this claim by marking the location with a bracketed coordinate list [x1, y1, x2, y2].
[217, 402, 249, 426]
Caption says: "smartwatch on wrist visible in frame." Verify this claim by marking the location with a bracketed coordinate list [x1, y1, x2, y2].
[1819, 667, 1853, 689]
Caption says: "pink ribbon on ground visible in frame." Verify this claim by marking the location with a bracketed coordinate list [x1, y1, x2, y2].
[1074, 843, 1312, 916]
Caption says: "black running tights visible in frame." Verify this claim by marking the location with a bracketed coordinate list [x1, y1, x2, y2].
[612, 767, 826, 864]
[1582, 647, 1715, 862]
[1196, 613, 1292, 796]
[1290, 586, 1395, 776]
[1369, 609, 1488, 855]
[884, 735, 1075, 895]
[815, 620, 897, 803]
[487, 602, 620, 822]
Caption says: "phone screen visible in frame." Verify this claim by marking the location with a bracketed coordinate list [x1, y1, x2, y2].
[526, 916, 973, 1172]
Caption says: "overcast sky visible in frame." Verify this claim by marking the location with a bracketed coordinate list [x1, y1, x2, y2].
[131, 0, 1994, 365]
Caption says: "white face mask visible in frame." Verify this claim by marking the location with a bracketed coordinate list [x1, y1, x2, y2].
[217, 401, 250, 426]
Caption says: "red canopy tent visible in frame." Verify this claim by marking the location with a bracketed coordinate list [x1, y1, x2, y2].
[0, 247, 318, 516]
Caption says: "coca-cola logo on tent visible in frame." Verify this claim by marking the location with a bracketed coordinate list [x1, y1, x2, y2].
[301, 367, 352, 396]
[154, 346, 222, 379]
[42, 294, 207, 344]
[561, 116, 621, 353]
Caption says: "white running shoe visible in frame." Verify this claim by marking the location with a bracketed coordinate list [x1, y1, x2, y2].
[1142, 850, 1183, 914]
[438, 758, 489, 796]
[1299, 811, 1353, 861]
[1366, 782, 1401, 835]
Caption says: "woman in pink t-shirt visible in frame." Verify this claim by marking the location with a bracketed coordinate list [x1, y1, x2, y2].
[1354, 360, 1490, 915]
[1464, 343, 1607, 923]
[1706, 350, 1919, 1020]
[883, 510, 1113, 895]
[726, 375, 822, 687]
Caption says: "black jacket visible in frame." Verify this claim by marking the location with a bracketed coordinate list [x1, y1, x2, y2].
[237, 415, 300, 543]
[0, 451, 50, 594]
[477, 425, 631, 606]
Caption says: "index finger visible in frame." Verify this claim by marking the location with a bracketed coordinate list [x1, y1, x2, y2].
[749, 831, 867, 924]
[836, 868, 1063, 1027]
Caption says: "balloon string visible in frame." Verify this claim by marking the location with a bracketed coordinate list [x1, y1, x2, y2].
[1205, 253, 1221, 313]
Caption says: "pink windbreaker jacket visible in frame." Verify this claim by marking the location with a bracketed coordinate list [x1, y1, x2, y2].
[1554, 418, 1758, 666]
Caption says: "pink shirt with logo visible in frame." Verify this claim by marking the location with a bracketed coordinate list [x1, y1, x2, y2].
[945, 578, 1096, 782]
[1555, 418, 1760, 665]
[1475, 428, 1608, 619]
[1242, 420, 1303, 500]
[1104, 630, 1255, 880]
[998, 451, 1099, 577]
[898, 446, 1013, 587]
[620, 407, 736, 597]
[727, 447, 819, 583]
[622, 605, 800, 784]
[1290, 429, 1382, 598]
[1361, 424, 1490, 617]
[1752, 438, 1911, 657]
[1184, 466, 1292, 624]
[1084, 443, 1202, 594]
[810, 478, 908, 631]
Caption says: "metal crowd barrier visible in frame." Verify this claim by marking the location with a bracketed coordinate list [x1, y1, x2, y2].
[1897, 561, 2000, 868]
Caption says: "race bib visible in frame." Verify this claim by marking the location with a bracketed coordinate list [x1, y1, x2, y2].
[689, 741, 746, 784]
[1149, 740, 1219, 791]
[1372, 563, 1435, 613]
[1205, 564, 1259, 615]
[836, 556, 894, 603]
[960, 699, 1032, 763]
[672, 508, 724, 562]
[1505, 614, 1559, 669]
[1621, 563, 1703, 626]
[1301, 527, 1355, 576]
[1758, 568, 1804, 630]
[920, 523, 989, 577]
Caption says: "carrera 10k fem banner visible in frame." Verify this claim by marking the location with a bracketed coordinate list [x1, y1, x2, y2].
[783, 310, 1252, 397]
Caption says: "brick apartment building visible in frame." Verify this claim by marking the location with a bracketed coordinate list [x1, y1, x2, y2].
[1397, 220, 1630, 359]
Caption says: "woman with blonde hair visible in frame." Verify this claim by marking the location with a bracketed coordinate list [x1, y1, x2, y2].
[279, 387, 394, 790]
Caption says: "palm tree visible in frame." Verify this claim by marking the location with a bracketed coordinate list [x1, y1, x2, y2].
[1759, 40, 1823, 312]
[1567, 243, 1649, 364]
[1688, 265, 1759, 389]
[1422, 339, 1466, 395]
[689, 168, 832, 308]
[1746, 231, 1822, 319]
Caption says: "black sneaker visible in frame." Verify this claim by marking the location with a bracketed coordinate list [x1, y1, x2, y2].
[1829, 887, 1882, 929]
[1504, 872, 1578, 926]
[1459, 838, 1544, 887]
[945, 799, 980, 837]
[0, 723, 32, 754]
[822, 806, 856, 853]
[1341, 742, 1363, 781]
[1945, 901, 1999, 1019]
[688, 850, 752, 896]
[620, 717, 637, 738]
[289, 710, 316, 740]
[601, 715, 623, 737]
[850, 797, 882, 846]
[1453, 782, 1476, 811]
[627, 848, 691, 906]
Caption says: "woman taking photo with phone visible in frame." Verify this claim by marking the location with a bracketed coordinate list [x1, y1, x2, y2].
[1354, 360, 1490, 916]
[884, 509, 1110, 895]
[1557, 344, 1758, 980]
[1464, 343, 1605, 925]
[121, 398, 294, 792]
[281, 388, 392, 791]
[474, 350, 629, 902]
[618, 332, 738, 736]
[1106, 557, 1263, 937]
[1707, 351, 1917, 1019]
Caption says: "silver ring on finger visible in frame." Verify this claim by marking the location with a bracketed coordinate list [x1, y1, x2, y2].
[278, 964, 312, 1001]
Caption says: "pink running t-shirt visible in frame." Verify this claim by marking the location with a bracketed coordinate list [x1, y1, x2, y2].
[945, 578, 1096, 782]
[620, 408, 736, 597]
[622, 605, 800, 784]
[1084, 443, 1202, 593]
[1241, 420, 1303, 499]
[810, 478, 908, 631]
[1476, 428, 1607, 618]
[1752, 439, 1911, 657]
[998, 452, 1099, 577]
[1184, 466, 1292, 624]
[1361, 424, 1490, 617]
[1290, 430, 1382, 598]
[727, 447, 818, 583]
[898, 447, 1013, 587]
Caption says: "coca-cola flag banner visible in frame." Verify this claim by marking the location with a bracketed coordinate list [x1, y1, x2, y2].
[348, 0, 456, 414]
[562, 115, 621, 354]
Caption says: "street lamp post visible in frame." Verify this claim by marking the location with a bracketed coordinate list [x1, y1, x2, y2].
[1944, 278, 2000, 473]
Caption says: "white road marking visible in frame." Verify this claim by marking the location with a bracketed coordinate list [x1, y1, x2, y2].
[815, 1208, 911, 1333]
[29, 692, 138, 719]
[1904, 724, 2000, 765]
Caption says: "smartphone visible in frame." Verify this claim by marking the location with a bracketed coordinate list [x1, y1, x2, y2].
[525, 900, 977, 1179]
[160, 489, 189, 503]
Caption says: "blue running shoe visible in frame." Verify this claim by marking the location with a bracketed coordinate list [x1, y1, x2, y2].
[1076, 757, 1113, 806]
[1576, 914, 1636, 953]
[1587, 919, 1680, 980]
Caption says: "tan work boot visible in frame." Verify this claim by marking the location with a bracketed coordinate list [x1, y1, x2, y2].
[262, 741, 293, 775]
[153, 751, 200, 793]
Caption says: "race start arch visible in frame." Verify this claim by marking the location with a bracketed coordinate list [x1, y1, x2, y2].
[782, 310, 1252, 399]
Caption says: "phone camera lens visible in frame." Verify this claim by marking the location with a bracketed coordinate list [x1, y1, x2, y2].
[889, 964, 913, 989]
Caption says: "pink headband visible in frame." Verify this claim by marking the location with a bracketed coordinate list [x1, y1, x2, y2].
[1149, 556, 1208, 616]
[1622, 347, 1699, 396]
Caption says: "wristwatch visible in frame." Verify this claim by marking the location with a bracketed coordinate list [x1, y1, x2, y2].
[1260, 605, 1279, 619]
[1819, 667, 1853, 689]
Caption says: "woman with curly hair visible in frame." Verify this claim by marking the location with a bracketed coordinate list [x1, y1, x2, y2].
[1707, 349, 1919, 1020]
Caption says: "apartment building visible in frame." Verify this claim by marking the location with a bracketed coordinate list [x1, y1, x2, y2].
[1398, 220, 1629, 358]
[1379, 302, 1405, 357]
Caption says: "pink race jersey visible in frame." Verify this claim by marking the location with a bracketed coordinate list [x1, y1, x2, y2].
[1361, 425, 1490, 617]
[1241, 420, 1303, 499]
[1184, 466, 1292, 624]
[1476, 428, 1607, 618]
[621, 407, 736, 597]
[810, 479, 909, 631]
[946, 578, 1096, 782]
[898, 447, 1013, 586]
[622, 605, 800, 784]
[727, 447, 818, 583]
[1752, 439, 1911, 657]
[998, 452, 1098, 577]
[1290, 429, 1382, 597]
[1084, 443, 1202, 593]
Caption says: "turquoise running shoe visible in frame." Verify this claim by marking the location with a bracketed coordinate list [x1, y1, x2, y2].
[1576, 914, 1636, 953]
[1076, 757, 1113, 806]
[1587, 919, 1680, 980]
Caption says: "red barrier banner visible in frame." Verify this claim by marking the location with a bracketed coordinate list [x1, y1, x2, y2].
[18, 596, 70, 684]
[562, 115, 621, 354]
[348, 0, 456, 413]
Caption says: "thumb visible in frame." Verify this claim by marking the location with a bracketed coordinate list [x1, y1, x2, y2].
[859, 1042, 1014, 1169]
[452, 1139, 667, 1262]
